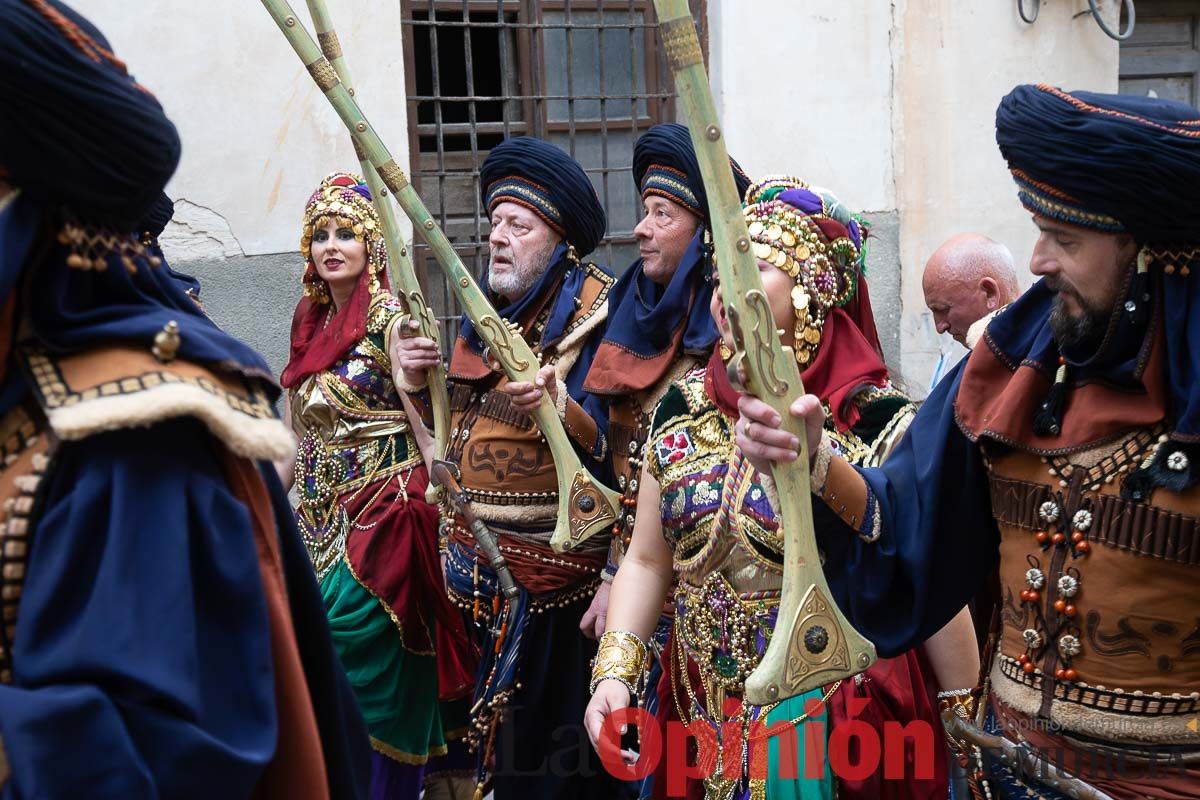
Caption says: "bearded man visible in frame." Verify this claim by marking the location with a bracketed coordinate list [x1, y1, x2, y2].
[394, 137, 620, 800]
[737, 84, 1200, 800]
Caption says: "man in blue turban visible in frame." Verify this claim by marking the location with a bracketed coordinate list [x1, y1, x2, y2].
[393, 136, 621, 799]
[0, 1, 371, 796]
[736, 84, 1200, 798]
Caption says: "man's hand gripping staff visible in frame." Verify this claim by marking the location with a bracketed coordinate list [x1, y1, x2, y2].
[259, 0, 620, 553]
[650, 0, 876, 702]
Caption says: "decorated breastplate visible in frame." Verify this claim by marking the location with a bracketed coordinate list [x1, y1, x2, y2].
[650, 374, 784, 695]
[985, 428, 1200, 746]
[291, 300, 420, 578]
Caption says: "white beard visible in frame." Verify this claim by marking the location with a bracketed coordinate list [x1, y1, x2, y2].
[488, 239, 559, 300]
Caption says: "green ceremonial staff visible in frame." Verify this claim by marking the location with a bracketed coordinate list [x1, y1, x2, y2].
[650, 0, 876, 703]
[303, 0, 450, 504]
[259, 0, 620, 553]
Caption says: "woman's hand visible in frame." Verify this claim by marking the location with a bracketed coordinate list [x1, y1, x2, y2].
[389, 318, 441, 388]
[734, 393, 826, 477]
[584, 679, 635, 764]
[499, 363, 557, 415]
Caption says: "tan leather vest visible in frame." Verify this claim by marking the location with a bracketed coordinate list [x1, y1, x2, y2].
[985, 428, 1200, 746]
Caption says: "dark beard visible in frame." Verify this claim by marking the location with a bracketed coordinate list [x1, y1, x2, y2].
[1048, 294, 1109, 353]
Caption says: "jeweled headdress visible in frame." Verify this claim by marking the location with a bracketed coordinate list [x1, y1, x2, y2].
[299, 172, 386, 302]
[741, 176, 868, 366]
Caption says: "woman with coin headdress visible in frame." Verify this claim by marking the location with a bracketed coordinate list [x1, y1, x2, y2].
[280, 172, 471, 799]
[584, 177, 976, 799]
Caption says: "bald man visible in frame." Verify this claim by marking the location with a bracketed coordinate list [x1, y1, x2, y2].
[922, 232, 1020, 347]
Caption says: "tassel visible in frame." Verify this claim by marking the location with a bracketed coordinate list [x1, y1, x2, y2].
[1033, 358, 1068, 437]
[472, 557, 481, 622]
[1123, 440, 1200, 500]
[495, 618, 508, 654]
[1123, 248, 1153, 328]
[472, 784, 485, 800]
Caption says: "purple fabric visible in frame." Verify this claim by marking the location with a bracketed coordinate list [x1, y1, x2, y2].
[369, 752, 424, 800]
[777, 187, 823, 215]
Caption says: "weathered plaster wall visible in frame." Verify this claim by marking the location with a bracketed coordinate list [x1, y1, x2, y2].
[68, 1, 410, 372]
[710, 0, 896, 213]
[892, 0, 1120, 391]
[71, 0, 411, 256]
[709, 0, 1120, 395]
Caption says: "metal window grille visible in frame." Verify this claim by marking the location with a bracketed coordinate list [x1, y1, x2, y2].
[400, 0, 707, 347]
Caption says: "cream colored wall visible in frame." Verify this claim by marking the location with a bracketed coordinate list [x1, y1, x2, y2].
[892, 0, 1119, 391]
[67, 0, 411, 259]
[709, 0, 1120, 394]
[709, 0, 895, 215]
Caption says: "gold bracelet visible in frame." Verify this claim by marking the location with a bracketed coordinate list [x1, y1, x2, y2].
[589, 630, 648, 695]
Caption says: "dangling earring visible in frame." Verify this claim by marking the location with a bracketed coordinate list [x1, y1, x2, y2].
[566, 245, 580, 267]
[304, 273, 331, 304]
[368, 239, 385, 295]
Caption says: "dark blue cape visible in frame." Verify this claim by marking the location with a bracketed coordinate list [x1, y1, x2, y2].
[813, 360, 999, 657]
[0, 421, 370, 798]
[0, 2, 371, 793]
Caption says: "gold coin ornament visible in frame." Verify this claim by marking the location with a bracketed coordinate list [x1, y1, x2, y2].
[299, 172, 389, 302]
[741, 175, 869, 367]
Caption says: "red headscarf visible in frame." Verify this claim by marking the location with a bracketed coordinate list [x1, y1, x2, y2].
[280, 173, 388, 389]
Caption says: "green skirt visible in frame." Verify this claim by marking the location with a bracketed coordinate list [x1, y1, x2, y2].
[321, 560, 446, 764]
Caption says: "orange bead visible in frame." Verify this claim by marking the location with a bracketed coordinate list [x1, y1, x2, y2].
[1022, 661, 1036, 674]
[1076, 541, 1091, 553]
[1027, 590, 1041, 603]
[1072, 531, 1085, 543]
[1036, 531, 1049, 544]
[1054, 599, 1066, 613]
[1055, 668, 1066, 679]
[1020, 590, 1030, 602]
[1052, 532, 1066, 545]
[1064, 604, 1077, 617]
[1064, 668, 1078, 681]
[1017, 653, 1029, 664]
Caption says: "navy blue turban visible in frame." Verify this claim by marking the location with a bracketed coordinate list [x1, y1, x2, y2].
[633, 122, 751, 223]
[480, 137, 606, 257]
[989, 84, 1200, 481]
[0, 0, 181, 229]
[996, 84, 1200, 250]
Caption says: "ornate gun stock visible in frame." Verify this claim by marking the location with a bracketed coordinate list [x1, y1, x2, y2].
[259, 0, 619, 552]
[304, 0, 450, 505]
[941, 713, 1116, 800]
[650, 0, 875, 703]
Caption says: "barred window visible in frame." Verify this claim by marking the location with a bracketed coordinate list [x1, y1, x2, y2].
[400, 0, 707, 345]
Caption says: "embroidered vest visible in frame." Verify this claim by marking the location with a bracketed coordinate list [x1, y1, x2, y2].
[985, 427, 1200, 746]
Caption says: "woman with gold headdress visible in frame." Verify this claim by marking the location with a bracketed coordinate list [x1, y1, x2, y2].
[279, 172, 468, 798]
[583, 178, 977, 799]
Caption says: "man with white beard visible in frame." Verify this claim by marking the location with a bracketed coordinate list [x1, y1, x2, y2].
[393, 137, 622, 799]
